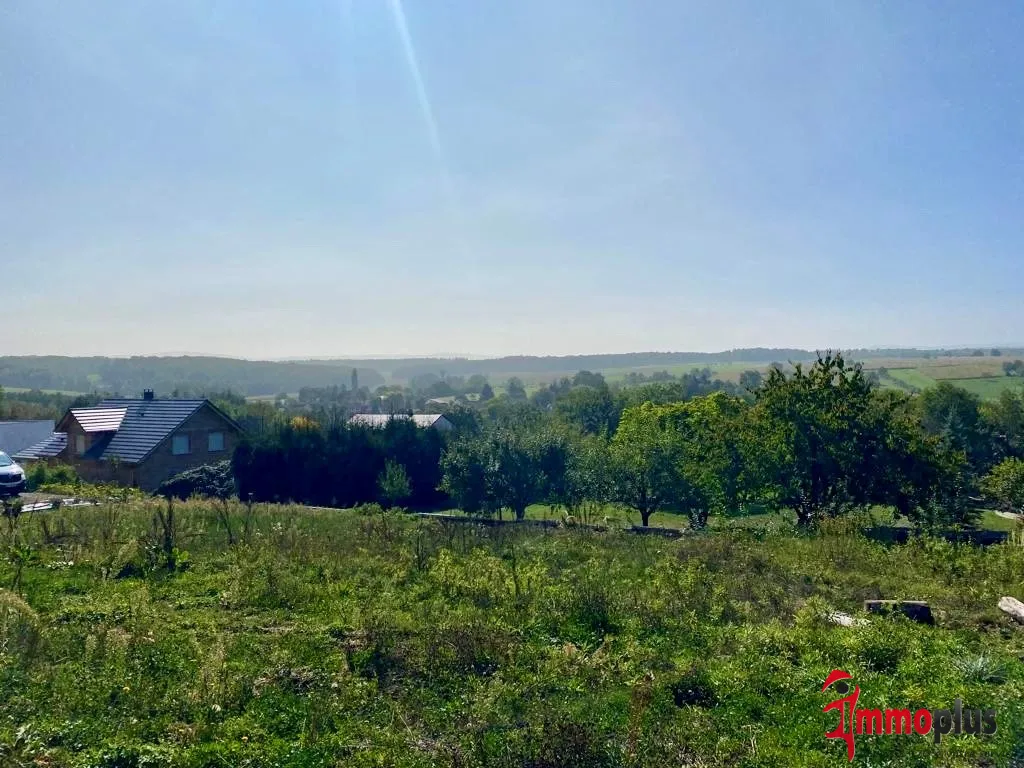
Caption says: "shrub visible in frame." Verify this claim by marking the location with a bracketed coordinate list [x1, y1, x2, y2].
[24, 462, 78, 492]
[156, 461, 235, 501]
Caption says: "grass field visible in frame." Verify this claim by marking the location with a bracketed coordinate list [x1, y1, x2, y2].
[1, 499, 1023, 766]
[952, 377, 1024, 400]
[1, 386, 90, 396]
[885, 368, 937, 391]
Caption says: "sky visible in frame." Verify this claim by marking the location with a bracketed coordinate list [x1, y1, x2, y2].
[2, 1, 1023, 358]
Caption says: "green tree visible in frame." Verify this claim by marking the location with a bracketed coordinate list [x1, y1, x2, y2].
[485, 427, 545, 520]
[440, 425, 552, 520]
[506, 378, 527, 402]
[377, 460, 411, 509]
[439, 438, 489, 514]
[669, 393, 750, 526]
[981, 389, 1024, 459]
[571, 370, 607, 390]
[751, 352, 891, 527]
[561, 434, 614, 521]
[466, 374, 489, 393]
[555, 386, 618, 435]
[739, 370, 763, 393]
[917, 382, 992, 472]
[479, 382, 495, 401]
[981, 457, 1024, 512]
[610, 403, 687, 527]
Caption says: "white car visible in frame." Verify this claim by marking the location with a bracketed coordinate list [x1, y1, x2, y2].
[0, 452, 26, 497]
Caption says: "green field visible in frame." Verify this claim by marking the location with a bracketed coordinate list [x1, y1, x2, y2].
[885, 368, 937, 391]
[952, 377, 1024, 399]
[1, 499, 1021, 767]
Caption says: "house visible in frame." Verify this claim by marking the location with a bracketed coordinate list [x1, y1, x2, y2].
[0, 420, 56, 457]
[14, 391, 243, 491]
[347, 413, 454, 432]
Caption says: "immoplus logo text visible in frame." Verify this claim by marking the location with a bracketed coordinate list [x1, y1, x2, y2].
[822, 670, 996, 761]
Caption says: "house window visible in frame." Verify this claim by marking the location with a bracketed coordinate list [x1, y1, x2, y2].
[76, 435, 86, 455]
[208, 431, 225, 452]
[171, 434, 191, 455]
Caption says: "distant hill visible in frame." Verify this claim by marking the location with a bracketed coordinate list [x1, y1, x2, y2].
[0, 356, 384, 396]
[330, 347, 1024, 383]
[4, 348, 1021, 395]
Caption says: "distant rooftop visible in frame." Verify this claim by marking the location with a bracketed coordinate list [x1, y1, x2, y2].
[348, 413, 452, 430]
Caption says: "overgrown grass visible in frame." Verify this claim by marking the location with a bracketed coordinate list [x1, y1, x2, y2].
[0, 500, 1022, 767]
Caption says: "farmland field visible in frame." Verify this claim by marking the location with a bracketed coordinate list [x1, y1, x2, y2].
[1, 499, 1022, 767]
[952, 377, 1024, 399]
[885, 368, 937, 391]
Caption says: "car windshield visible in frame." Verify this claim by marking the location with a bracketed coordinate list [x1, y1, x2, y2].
[0, 453, 12, 467]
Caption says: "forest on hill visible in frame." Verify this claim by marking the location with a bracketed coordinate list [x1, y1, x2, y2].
[4, 348, 1021, 396]
[0, 356, 383, 397]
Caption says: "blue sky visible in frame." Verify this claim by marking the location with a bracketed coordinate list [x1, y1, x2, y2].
[2, 1, 1022, 358]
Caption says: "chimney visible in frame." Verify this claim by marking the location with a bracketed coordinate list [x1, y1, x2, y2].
[143, 389, 155, 401]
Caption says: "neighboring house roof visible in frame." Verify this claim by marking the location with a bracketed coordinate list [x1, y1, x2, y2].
[69, 407, 127, 433]
[93, 398, 209, 464]
[21, 397, 243, 465]
[348, 413, 452, 429]
[14, 432, 68, 460]
[0, 420, 57, 456]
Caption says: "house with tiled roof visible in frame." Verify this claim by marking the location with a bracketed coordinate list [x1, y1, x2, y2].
[16, 390, 243, 491]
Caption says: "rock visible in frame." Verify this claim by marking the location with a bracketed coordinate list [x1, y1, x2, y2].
[826, 611, 868, 627]
[997, 596, 1024, 625]
[863, 600, 934, 625]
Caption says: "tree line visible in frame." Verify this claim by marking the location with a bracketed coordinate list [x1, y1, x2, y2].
[225, 353, 1024, 528]
[0, 356, 383, 397]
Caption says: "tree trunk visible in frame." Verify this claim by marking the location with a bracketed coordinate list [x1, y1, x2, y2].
[640, 509, 652, 527]
[796, 500, 815, 528]
[514, 505, 526, 521]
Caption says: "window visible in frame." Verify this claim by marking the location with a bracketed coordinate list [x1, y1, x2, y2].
[208, 431, 225, 452]
[76, 435, 86, 455]
[171, 434, 191, 455]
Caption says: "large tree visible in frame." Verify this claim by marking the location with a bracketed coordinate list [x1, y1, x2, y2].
[609, 403, 688, 527]
[439, 437, 489, 514]
[981, 457, 1024, 513]
[506, 377, 528, 402]
[665, 392, 750, 527]
[440, 424, 560, 520]
[982, 389, 1024, 460]
[917, 382, 993, 473]
[751, 352, 903, 527]
[555, 385, 619, 435]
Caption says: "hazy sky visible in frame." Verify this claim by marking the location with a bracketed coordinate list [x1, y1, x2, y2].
[2, 1, 1022, 358]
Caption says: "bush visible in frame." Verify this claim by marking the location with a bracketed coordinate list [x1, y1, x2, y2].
[24, 462, 78, 492]
[156, 461, 235, 500]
